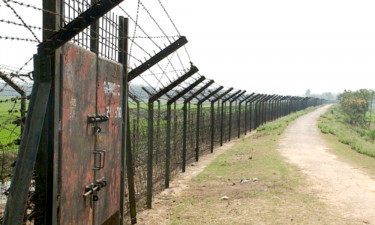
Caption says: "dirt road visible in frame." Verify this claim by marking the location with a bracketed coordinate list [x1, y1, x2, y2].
[278, 105, 375, 224]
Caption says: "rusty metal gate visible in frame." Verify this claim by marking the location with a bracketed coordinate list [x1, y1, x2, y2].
[58, 42, 122, 224]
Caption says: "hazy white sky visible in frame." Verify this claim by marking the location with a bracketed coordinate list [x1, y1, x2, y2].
[1, 0, 374, 96]
[163, 0, 375, 95]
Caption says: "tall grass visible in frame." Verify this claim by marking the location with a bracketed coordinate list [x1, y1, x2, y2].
[318, 105, 375, 157]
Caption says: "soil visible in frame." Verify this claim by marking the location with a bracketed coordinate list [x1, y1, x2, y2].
[135, 133, 252, 225]
[278, 105, 375, 224]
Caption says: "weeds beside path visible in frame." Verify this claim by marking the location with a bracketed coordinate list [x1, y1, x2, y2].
[136, 106, 359, 225]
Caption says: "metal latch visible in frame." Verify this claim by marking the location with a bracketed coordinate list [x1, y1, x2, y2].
[83, 177, 107, 202]
[87, 114, 109, 123]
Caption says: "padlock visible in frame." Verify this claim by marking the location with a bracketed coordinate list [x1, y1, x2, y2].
[97, 135, 102, 142]
[93, 126, 103, 142]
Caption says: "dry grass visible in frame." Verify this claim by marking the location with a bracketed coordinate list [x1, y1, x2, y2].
[168, 131, 357, 225]
[138, 108, 360, 225]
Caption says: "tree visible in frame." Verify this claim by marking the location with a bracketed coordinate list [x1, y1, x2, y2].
[321, 92, 335, 101]
[305, 89, 311, 97]
[338, 89, 375, 126]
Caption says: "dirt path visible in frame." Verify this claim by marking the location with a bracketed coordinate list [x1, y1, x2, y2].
[278, 105, 375, 224]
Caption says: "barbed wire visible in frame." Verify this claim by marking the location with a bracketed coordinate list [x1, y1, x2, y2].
[15, 57, 33, 75]
[67, 35, 180, 42]
[3, 0, 42, 12]
[128, 0, 141, 64]
[118, 5, 163, 51]
[129, 35, 179, 39]
[0, 35, 39, 43]
[2, 0, 41, 43]
[0, 96, 28, 104]
[139, 1, 169, 43]
[0, 0, 193, 96]
[157, 0, 181, 36]
[0, 19, 41, 30]
[118, 3, 184, 94]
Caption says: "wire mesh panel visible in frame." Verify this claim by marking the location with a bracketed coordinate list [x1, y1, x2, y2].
[231, 101, 240, 140]
[221, 103, 231, 144]
[152, 103, 167, 193]
[240, 102, 248, 135]
[200, 104, 212, 154]
[131, 105, 148, 209]
[186, 104, 197, 163]
[212, 101, 222, 149]
[170, 104, 183, 174]
[250, 103, 256, 130]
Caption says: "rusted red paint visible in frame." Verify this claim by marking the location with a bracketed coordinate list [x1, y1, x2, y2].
[94, 57, 122, 225]
[59, 43, 122, 225]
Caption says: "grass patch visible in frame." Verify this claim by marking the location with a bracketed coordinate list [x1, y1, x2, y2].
[318, 105, 375, 157]
[320, 131, 375, 180]
[0, 96, 23, 151]
[168, 106, 356, 225]
[0, 96, 22, 180]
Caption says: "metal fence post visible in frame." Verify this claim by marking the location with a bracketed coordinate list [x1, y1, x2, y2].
[229, 91, 245, 141]
[3, 55, 52, 225]
[196, 86, 223, 161]
[119, 16, 137, 224]
[238, 93, 254, 138]
[246, 94, 261, 132]
[181, 81, 214, 171]
[165, 77, 205, 187]
[146, 66, 198, 208]
[166, 103, 172, 186]
[220, 90, 240, 145]
[146, 101, 154, 209]
[155, 100, 161, 164]
[210, 88, 233, 152]
[182, 101, 188, 172]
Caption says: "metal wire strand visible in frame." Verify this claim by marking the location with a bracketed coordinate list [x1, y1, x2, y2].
[2, 0, 41, 43]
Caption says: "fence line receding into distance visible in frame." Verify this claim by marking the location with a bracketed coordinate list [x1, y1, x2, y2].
[0, 0, 325, 224]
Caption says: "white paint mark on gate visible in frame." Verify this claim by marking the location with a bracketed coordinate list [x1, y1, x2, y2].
[104, 81, 120, 96]
[70, 98, 76, 119]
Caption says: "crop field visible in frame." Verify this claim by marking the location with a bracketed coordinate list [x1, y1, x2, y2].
[0, 96, 23, 182]
[0, 96, 22, 150]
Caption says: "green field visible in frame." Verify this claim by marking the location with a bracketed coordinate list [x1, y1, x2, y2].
[0, 96, 22, 151]
[0, 96, 22, 181]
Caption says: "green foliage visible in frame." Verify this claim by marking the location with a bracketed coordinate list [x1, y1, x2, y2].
[318, 106, 375, 157]
[337, 89, 374, 126]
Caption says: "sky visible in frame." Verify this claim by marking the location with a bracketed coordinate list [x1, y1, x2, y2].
[162, 0, 375, 96]
[1, 0, 375, 96]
